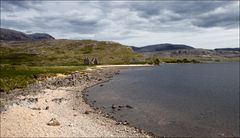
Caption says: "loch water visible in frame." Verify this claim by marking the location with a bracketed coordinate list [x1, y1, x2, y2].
[86, 63, 239, 137]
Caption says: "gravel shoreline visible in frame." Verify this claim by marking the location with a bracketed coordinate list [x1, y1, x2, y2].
[0, 67, 151, 137]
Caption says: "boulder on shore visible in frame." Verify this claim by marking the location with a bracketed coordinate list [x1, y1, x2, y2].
[47, 118, 60, 126]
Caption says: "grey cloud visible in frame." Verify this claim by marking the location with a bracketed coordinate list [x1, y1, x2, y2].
[67, 19, 101, 34]
[1, 19, 31, 31]
[192, 3, 239, 28]
[1, 1, 41, 11]
[128, 1, 239, 29]
[0, 0, 239, 42]
[193, 13, 239, 28]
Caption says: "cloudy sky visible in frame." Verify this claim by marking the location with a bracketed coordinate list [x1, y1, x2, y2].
[1, 1, 239, 49]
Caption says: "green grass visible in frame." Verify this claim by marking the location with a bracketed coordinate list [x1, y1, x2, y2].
[0, 39, 145, 92]
[145, 54, 239, 63]
[81, 45, 93, 54]
[0, 65, 86, 92]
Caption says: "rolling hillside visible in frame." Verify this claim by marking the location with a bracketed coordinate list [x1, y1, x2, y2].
[0, 39, 144, 66]
[0, 39, 144, 91]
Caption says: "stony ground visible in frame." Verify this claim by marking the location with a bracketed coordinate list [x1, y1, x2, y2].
[0, 68, 150, 137]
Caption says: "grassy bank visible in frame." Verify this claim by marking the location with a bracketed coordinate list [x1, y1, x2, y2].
[0, 65, 86, 92]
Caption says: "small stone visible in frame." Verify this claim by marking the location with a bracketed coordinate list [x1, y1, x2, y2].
[111, 104, 116, 109]
[47, 118, 60, 126]
[31, 107, 41, 110]
[28, 98, 38, 103]
[52, 98, 66, 104]
[73, 114, 77, 116]
[45, 106, 49, 110]
[123, 121, 129, 125]
[84, 111, 89, 114]
[100, 84, 104, 87]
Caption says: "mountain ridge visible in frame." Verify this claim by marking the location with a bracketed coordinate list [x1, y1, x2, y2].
[131, 43, 194, 52]
[0, 28, 55, 41]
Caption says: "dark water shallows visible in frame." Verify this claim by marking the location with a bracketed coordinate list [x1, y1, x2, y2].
[86, 63, 239, 137]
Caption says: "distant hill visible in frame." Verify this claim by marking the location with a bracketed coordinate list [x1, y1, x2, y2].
[0, 28, 55, 41]
[215, 48, 240, 52]
[0, 28, 31, 41]
[131, 43, 194, 52]
[27, 33, 55, 41]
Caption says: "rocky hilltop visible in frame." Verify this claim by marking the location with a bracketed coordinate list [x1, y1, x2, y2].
[0, 28, 55, 41]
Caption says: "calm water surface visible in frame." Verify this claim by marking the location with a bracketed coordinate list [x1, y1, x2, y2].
[86, 63, 239, 137]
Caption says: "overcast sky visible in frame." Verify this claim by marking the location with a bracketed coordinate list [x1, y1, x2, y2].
[1, 1, 239, 49]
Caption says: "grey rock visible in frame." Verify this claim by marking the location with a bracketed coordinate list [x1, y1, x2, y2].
[111, 104, 116, 109]
[31, 107, 41, 110]
[52, 98, 67, 104]
[47, 118, 60, 126]
[126, 105, 133, 109]
[123, 121, 129, 125]
[84, 111, 90, 114]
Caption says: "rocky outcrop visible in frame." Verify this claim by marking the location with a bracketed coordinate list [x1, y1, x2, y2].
[83, 58, 91, 65]
[83, 57, 99, 65]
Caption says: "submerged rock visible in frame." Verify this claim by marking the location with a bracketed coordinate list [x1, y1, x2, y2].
[111, 104, 116, 109]
[126, 105, 133, 109]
